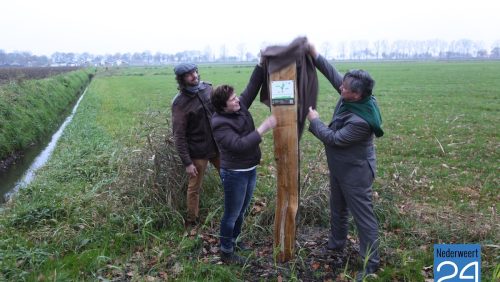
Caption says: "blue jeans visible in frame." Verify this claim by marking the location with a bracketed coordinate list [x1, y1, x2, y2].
[219, 168, 256, 253]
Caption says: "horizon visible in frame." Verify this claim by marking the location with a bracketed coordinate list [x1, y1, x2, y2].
[2, 0, 500, 57]
[2, 38, 499, 59]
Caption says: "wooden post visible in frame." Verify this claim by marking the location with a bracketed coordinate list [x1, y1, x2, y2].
[270, 63, 299, 262]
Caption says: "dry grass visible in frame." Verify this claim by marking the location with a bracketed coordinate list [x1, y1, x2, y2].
[109, 111, 188, 229]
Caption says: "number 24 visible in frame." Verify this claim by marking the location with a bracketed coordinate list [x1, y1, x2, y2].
[436, 261, 479, 282]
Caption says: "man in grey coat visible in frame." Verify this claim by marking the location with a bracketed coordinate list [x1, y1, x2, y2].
[306, 42, 384, 281]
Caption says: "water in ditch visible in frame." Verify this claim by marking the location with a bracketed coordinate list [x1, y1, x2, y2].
[0, 88, 87, 203]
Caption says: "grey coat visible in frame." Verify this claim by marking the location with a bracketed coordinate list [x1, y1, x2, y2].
[308, 55, 376, 181]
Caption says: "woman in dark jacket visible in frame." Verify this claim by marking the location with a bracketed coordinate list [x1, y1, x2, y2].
[210, 65, 276, 264]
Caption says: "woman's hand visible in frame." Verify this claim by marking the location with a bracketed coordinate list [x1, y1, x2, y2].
[257, 115, 277, 136]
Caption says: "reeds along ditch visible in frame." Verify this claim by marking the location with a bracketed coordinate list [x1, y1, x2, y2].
[112, 112, 191, 228]
[0, 69, 95, 161]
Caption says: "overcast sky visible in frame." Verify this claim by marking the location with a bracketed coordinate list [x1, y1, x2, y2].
[2, 0, 499, 56]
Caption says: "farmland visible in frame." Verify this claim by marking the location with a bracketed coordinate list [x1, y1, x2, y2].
[0, 62, 498, 281]
[0, 66, 81, 85]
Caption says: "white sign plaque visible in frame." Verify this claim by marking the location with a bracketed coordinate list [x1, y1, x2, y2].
[271, 80, 294, 105]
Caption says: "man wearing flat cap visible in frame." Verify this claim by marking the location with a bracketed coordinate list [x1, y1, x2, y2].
[172, 63, 220, 227]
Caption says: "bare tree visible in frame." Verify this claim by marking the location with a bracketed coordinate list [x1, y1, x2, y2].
[0, 50, 6, 65]
[79, 52, 93, 64]
[220, 44, 227, 62]
[477, 49, 488, 58]
[120, 53, 131, 63]
[321, 42, 333, 59]
[490, 46, 500, 58]
[350, 40, 369, 59]
[153, 52, 162, 64]
[373, 40, 382, 59]
[237, 43, 246, 61]
[245, 52, 255, 62]
[337, 41, 347, 60]
[203, 45, 213, 62]
[142, 51, 152, 64]
[493, 40, 500, 49]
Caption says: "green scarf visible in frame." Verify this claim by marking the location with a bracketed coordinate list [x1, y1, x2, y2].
[337, 96, 384, 137]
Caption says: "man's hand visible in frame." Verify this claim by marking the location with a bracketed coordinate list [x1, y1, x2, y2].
[186, 164, 198, 177]
[258, 50, 265, 67]
[307, 106, 319, 121]
[306, 41, 318, 59]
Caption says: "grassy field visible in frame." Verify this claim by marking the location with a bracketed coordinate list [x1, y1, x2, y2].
[0, 62, 498, 281]
[0, 68, 94, 160]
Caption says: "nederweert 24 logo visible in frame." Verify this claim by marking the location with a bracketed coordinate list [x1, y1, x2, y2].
[434, 244, 481, 282]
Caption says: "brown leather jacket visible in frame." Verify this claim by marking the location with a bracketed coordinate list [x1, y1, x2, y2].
[171, 81, 218, 166]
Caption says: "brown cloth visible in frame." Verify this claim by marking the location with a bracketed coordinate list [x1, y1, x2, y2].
[260, 36, 319, 139]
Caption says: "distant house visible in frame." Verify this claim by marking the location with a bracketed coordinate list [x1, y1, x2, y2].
[50, 62, 67, 67]
[114, 59, 129, 66]
[100, 59, 129, 67]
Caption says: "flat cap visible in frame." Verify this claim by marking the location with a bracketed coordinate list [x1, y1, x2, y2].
[174, 63, 198, 76]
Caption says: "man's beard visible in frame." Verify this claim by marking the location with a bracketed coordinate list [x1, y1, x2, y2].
[184, 81, 200, 93]
[186, 80, 199, 87]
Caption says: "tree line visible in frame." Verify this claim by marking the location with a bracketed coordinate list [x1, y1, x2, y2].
[2, 39, 500, 67]
[323, 39, 500, 60]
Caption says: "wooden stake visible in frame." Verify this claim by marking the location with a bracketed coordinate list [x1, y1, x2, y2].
[270, 63, 299, 262]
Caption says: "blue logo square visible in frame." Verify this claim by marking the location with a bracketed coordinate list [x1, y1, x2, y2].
[434, 244, 481, 282]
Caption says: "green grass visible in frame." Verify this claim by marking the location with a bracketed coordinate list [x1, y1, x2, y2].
[0, 69, 94, 159]
[0, 62, 499, 281]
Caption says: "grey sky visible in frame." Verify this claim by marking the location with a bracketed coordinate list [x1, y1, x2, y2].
[2, 0, 499, 56]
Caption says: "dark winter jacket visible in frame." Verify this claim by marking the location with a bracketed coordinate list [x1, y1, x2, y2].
[171, 82, 218, 166]
[211, 65, 265, 169]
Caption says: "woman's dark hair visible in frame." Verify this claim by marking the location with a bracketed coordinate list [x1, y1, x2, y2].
[175, 69, 200, 90]
[344, 69, 375, 99]
[211, 85, 234, 113]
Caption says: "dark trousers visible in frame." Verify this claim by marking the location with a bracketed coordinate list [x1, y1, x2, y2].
[328, 173, 380, 267]
[219, 168, 256, 253]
